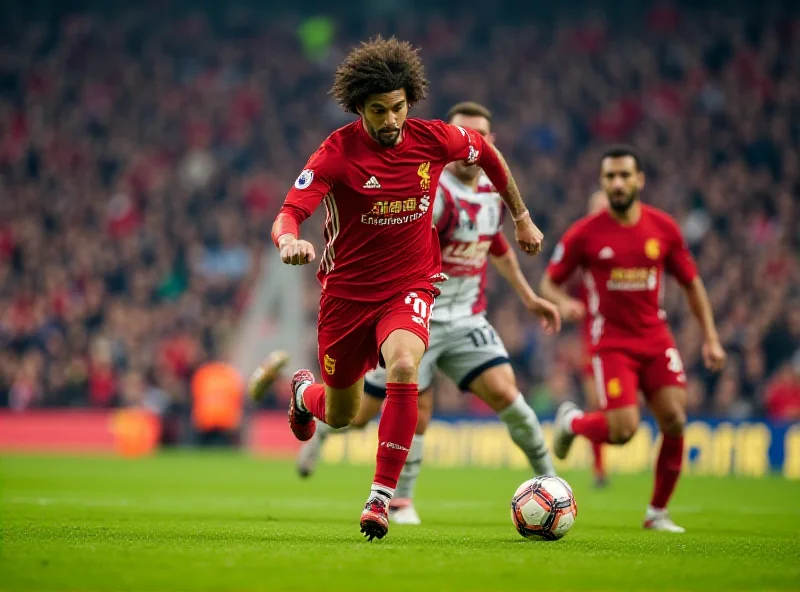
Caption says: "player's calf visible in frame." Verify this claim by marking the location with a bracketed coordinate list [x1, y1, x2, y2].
[325, 393, 360, 429]
[471, 367, 555, 476]
[647, 387, 687, 523]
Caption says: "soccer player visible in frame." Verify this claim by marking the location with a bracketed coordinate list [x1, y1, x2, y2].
[261, 38, 544, 541]
[294, 102, 561, 525]
[540, 145, 726, 533]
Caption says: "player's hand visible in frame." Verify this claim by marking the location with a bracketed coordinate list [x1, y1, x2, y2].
[702, 339, 727, 373]
[527, 296, 562, 335]
[279, 238, 315, 265]
[515, 215, 544, 256]
[558, 299, 586, 323]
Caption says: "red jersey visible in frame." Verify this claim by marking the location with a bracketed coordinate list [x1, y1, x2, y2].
[547, 204, 697, 353]
[277, 119, 494, 302]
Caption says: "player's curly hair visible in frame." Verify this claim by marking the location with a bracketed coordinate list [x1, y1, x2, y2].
[330, 36, 429, 114]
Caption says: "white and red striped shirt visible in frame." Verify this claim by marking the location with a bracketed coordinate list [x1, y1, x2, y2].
[431, 170, 509, 323]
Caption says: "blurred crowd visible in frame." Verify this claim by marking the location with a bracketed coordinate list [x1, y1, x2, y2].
[0, 1, 798, 424]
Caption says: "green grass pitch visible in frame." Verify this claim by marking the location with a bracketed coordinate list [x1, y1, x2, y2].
[1, 453, 798, 591]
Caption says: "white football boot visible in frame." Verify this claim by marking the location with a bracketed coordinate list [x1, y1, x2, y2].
[552, 401, 582, 460]
[389, 499, 421, 525]
[295, 430, 323, 478]
[643, 507, 685, 533]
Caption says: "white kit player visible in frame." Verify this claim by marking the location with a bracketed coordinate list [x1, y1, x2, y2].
[295, 102, 562, 524]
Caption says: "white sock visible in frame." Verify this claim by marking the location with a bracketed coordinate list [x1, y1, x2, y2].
[295, 382, 309, 412]
[564, 407, 583, 434]
[393, 434, 424, 500]
[369, 483, 395, 505]
[498, 393, 556, 476]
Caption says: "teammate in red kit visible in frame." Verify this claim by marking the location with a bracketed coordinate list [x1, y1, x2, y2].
[257, 37, 544, 541]
[540, 146, 726, 532]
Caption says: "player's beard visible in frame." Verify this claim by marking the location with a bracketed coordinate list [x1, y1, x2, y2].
[370, 125, 401, 147]
[608, 189, 638, 213]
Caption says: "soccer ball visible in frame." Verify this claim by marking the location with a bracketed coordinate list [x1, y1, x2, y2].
[510, 476, 578, 540]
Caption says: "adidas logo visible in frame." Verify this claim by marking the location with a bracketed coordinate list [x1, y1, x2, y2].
[598, 247, 615, 260]
[363, 176, 381, 189]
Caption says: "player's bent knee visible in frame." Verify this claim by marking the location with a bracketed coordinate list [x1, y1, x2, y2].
[612, 425, 637, 444]
[609, 422, 638, 444]
[386, 354, 418, 384]
[659, 408, 686, 437]
[608, 408, 640, 444]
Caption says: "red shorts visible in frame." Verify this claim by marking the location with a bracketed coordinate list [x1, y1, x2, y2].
[317, 286, 437, 389]
[589, 344, 687, 411]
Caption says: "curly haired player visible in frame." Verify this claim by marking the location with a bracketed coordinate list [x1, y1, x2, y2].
[250, 37, 544, 541]
[294, 102, 561, 525]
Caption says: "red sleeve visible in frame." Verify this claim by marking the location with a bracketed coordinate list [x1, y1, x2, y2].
[546, 223, 585, 285]
[489, 232, 510, 256]
[664, 218, 698, 286]
[438, 122, 508, 194]
[271, 143, 337, 247]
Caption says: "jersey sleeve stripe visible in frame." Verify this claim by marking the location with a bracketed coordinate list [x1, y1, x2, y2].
[321, 193, 339, 273]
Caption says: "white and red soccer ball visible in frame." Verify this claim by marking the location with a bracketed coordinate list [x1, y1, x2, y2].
[510, 476, 578, 540]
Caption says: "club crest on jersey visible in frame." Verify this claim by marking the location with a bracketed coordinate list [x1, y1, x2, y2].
[466, 146, 480, 165]
[418, 162, 431, 190]
[607, 378, 622, 398]
[323, 354, 336, 376]
[645, 238, 660, 260]
[294, 169, 314, 190]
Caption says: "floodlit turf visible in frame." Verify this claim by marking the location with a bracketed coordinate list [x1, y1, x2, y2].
[1, 453, 798, 591]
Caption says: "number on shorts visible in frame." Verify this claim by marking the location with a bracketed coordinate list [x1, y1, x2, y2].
[405, 292, 432, 328]
[665, 348, 684, 374]
[467, 326, 498, 348]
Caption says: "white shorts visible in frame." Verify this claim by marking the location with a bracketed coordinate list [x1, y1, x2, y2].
[364, 315, 510, 398]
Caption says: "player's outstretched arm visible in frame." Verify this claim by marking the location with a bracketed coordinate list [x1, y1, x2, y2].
[681, 276, 726, 372]
[480, 143, 543, 256]
[441, 122, 543, 255]
[539, 274, 586, 324]
[489, 246, 561, 334]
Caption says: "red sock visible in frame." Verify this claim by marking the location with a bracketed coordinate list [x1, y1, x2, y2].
[591, 441, 605, 477]
[651, 433, 684, 509]
[300, 384, 327, 422]
[373, 383, 418, 489]
[571, 411, 610, 443]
